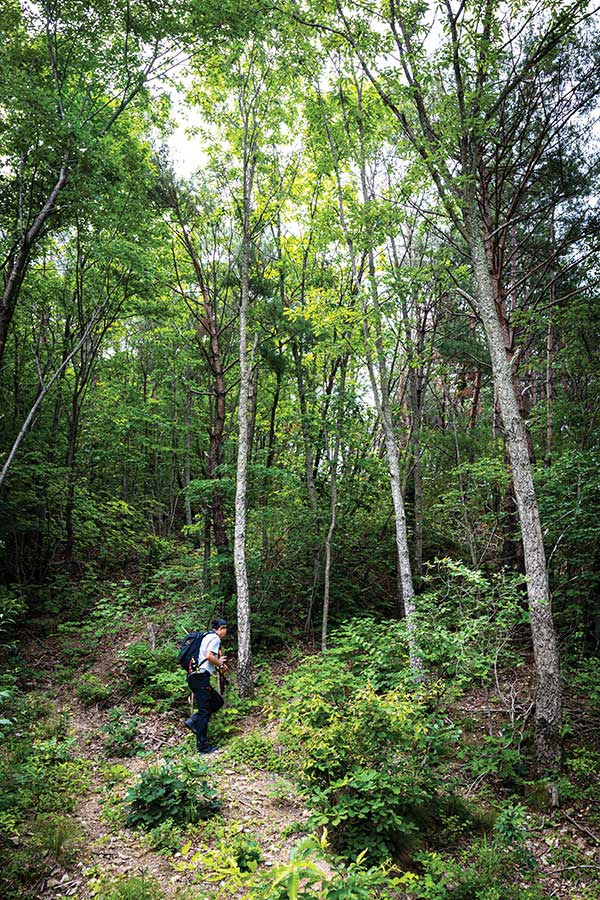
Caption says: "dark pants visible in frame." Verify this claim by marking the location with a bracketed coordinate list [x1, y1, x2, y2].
[187, 671, 224, 748]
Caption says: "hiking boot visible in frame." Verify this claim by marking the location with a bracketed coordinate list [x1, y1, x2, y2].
[198, 744, 219, 754]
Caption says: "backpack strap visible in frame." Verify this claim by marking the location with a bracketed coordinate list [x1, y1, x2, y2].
[188, 630, 216, 675]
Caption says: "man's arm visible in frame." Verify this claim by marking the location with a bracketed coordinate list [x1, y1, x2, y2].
[207, 649, 227, 670]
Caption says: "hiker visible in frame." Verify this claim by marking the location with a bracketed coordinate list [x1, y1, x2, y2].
[186, 618, 228, 754]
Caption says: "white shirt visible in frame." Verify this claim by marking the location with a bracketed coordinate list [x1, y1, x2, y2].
[198, 631, 221, 674]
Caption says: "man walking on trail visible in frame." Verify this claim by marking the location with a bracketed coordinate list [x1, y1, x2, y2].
[186, 618, 228, 754]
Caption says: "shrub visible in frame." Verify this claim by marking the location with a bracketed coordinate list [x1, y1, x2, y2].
[250, 835, 410, 899]
[150, 670, 187, 711]
[227, 732, 290, 773]
[29, 813, 83, 864]
[277, 652, 459, 862]
[126, 759, 221, 829]
[415, 559, 528, 686]
[121, 641, 181, 707]
[236, 834, 264, 872]
[413, 839, 542, 900]
[0, 713, 90, 900]
[76, 673, 111, 706]
[568, 656, 600, 708]
[102, 707, 143, 757]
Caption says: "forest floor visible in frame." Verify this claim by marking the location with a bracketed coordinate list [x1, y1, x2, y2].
[23, 626, 313, 899]
[13, 625, 600, 900]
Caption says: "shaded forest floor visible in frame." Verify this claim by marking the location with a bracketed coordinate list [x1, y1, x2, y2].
[3, 614, 600, 900]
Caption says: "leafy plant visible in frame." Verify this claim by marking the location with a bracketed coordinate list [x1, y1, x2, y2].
[145, 818, 183, 855]
[120, 641, 181, 707]
[233, 833, 264, 872]
[126, 760, 221, 829]
[90, 873, 165, 900]
[415, 559, 529, 686]
[102, 707, 143, 757]
[413, 839, 542, 900]
[250, 835, 410, 899]
[227, 732, 290, 773]
[76, 673, 111, 706]
[276, 649, 459, 862]
[29, 813, 83, 864]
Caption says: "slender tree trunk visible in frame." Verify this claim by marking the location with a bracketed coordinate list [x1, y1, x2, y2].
[246, 337, 259, 460]
[317, 80, 420, 669]
[266, 365, 281, 470]
[467, 206, 561, 774]
[293, 341, 322, 633]
[321, 358, 347, 651]
[64, 390, 80, 563]
[0, 163, 69, 372]
[0, 305, 105, 489]
[179, 221, 233, 598]
[234, 122, 256, 699]
[546, 319, 553, 468]
[469, 367, 482, 431]
[183, 383, 193, 528]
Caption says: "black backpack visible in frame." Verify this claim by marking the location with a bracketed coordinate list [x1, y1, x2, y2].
[178, 630, 213, 673]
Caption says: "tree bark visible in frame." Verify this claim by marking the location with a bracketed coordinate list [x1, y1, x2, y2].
[234, 114, 256, 700]
[321, 358, 347, 651]
[467, 205, 561, 773]
[0, 163, 69, 373]
[546, 319, 553, 468]
[183, 381, 193, 529]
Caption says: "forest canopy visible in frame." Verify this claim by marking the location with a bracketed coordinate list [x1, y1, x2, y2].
[1, 1, 600, 898]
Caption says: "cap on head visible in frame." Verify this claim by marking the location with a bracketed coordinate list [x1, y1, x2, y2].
[212, 618, 228, 630]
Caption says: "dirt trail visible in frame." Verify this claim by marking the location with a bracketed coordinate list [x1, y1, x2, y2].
[36, 693, 310, 899]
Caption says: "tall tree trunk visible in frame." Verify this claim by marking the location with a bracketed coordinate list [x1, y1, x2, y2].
[0, 163, 69, 373]
[183, 383, 193, 529]
[293, 341, 322, 633]
[467, 206, 561, 774]
[317, 80, 420, 669]
[64, 389, 80, 563]
[321, 358, 347, 651]
[178, 219, 234, 600]
[246, 337, 259, 461]
[266, 364, 282, 470]
[234, 121, 256, 700]
[546, 318, 553, 468]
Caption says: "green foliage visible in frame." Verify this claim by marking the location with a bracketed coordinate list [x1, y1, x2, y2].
[232, 833, 264, 872]
[226, 732, 290, 773]
[28, 813, 83, 865]
[76, 673, 112, 706]
[0, 704, 90, 899]
[122, 641, 178, 686]
[416, 560, 528, 685]
[568, 656, 600, 708]
[250, 835, 409, 899]
[0, 585, 26, 638]
[74, 498, 149, 570]
[102, 707, 143, 757]
[276, 641, 459, 861]
[90, 873, 165, 900]
[145, 818, 184, 855]
[120, 640, 184, 708]
[412, 838, 542, 900]
[125, 759, 221, 829]
[460, 727, 528, 785]
[493, 803, 528, 847]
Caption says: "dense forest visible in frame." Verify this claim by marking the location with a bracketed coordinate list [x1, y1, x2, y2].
[1, 1, 600, 898]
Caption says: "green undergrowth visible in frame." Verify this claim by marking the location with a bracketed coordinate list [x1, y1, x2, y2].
[126, 757, 221, 828]
[0, 694, 90, 899]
